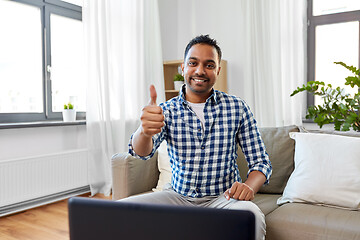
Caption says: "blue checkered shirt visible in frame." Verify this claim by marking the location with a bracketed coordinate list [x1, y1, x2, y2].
[129, 88, 272, 198]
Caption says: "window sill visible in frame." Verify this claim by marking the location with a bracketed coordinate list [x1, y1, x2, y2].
[302, 119, 314, 123]
[0, 120, 86, 129]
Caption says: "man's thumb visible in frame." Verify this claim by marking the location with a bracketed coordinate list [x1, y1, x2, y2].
[149, 85, 157, 105]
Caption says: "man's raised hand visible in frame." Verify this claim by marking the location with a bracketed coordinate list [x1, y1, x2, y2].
[140, 85, 165, 138]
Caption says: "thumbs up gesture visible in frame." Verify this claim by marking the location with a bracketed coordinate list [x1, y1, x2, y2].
[140, 85, 165, 138]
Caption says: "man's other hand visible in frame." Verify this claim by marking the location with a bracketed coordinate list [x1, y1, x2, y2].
[224, 182, 255, 201]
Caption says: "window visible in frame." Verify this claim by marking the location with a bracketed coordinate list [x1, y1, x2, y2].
[0, 0, 84, 123]
[307, 0, 360, 107]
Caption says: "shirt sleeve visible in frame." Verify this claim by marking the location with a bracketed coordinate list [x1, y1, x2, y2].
[128, 104, 167, 160]
[237, 100, 272, 184]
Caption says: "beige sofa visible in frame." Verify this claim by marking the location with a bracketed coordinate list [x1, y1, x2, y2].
[111, 125, 360, 240]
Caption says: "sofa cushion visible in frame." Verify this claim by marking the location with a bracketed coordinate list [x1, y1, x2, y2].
[277, 132, 360, 210]
[252, 193, 281, 215]
[237, 125, 299, 194]
[111, 152, 159, 200]
[265, 203, 360, 240]
[153, 141, 171, 192]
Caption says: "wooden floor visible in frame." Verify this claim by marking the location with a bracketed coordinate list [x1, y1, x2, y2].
[0, 193, 112, 240]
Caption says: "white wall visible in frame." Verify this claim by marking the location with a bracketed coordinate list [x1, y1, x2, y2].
[158, 0, 178, 61]
[0, 125, 86, 162]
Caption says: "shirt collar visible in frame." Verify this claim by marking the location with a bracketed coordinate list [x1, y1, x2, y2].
[178, 84, 219, 107]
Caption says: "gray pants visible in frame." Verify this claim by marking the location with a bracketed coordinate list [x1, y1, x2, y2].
[118, 184, 265, 240]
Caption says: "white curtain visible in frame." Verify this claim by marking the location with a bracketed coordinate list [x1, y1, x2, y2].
[83, 0, 165, 196]
[239, 0, 307, 127]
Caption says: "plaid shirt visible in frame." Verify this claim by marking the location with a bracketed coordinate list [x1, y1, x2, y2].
[129, 87, 272, 198]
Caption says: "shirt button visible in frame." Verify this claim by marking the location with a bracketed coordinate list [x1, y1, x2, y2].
[196, 188, 200, 192]
[199, 168, 202, 171]
[198, 128, 201, 131]
[201, 146, 205, 150]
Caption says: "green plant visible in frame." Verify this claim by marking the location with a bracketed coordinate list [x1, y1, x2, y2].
[174, 73, 184, 82]
[291, 62, 360, 131]
[64, 102, 74, 110]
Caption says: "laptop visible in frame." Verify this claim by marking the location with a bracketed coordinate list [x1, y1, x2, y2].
[68, 197, 255, 240]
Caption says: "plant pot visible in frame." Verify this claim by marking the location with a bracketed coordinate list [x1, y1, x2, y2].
[174, 81, 184, 91]
[62, 109, 76, 122]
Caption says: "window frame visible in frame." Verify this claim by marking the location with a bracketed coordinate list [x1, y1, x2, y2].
[0, 0, 84, 123]
[307, 0, 360, 108]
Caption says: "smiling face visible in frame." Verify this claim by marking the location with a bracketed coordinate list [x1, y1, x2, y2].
[182, 43, 221, 103]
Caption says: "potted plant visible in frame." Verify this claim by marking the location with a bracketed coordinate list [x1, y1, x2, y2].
[63, 102, 76, 122]
[291, 62, 360, 131]
[173, 73, 184, 91]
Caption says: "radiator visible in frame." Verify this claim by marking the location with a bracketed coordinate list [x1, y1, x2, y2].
[0, 149, 89, 213]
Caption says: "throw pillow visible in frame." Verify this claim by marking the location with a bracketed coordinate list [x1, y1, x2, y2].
[152, 141, 172, 192]
[277, 132, 360, 210]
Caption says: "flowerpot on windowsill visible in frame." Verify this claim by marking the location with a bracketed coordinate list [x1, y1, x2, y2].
[174, 81, 184, 91]
[62, 109, 76, 122]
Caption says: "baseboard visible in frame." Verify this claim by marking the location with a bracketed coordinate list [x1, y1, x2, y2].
[0, 186, 90, 217]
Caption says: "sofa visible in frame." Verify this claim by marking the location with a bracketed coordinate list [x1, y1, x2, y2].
[111, 125, 360, 240]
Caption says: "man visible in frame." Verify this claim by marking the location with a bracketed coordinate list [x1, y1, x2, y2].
[127, 35, 272, 240]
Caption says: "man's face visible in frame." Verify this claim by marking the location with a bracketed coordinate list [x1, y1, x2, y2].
[182, 44, 221, 97]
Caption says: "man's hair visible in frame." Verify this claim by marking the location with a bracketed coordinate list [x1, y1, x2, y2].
[184, 34, 222, 63]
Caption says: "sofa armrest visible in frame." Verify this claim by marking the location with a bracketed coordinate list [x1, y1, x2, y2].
[111, 152, 160, 200]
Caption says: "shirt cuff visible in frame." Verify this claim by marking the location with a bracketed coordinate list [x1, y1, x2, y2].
[128, 134, 157, 160]
[248, 163, 272, 185]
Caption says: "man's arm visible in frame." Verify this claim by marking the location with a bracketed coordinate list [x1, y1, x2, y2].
[131, 128, 154, 157]
[131, 85, 164, 157]
[224, 100, 272, 201]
